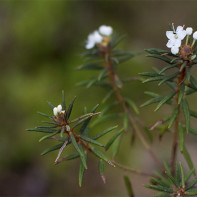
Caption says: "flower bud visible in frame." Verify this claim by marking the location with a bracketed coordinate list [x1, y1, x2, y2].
[99, 25, 113, 36]
[57, 104, 62, 113]
[53, 107, 58, 116]
[193, 31, 197, 40]
[66, 125, 70, 132]
[186, 27, 193, 35]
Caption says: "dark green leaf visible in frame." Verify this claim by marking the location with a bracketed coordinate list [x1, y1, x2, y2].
[26, 128, 57, 133]
[190, 110, 197, 118]
[79, 150, 87, 187]
[186, 177, 197, 190]
[101, 102, 118, 116]
[80, 135, 104, 147]
[80, 104, 99, 135]
[41, 142, 64, 155]
[98, 68, 108, 81]
[144, 184, 173, 193]
[168, 107, 179, 128]
[179, 162, 185, 187]
[154, 92, 176, 111]
[158, 72, 180, 86]
[76, 62, 103, 70]
[66, 96, 76, 120]
[178, 83, 185, 104]
[189, 127, 197, 135]
[47, 102, 54, 110]
[105, 128, 124, 151]
[146, 54, 172, 64]
[37, 112, 52, 118]
[186, 188, 197, 195]
[125, 98, 139, 114]
[102, 89, 114, 103]
[39, 130, 59, 142]
[124, 176, 134, 197]
[190, 76, 197, 90]
[70, 133, 87, 169]
[142, 76, 164, 83]
[98, 159, 106, 183]
[112, 134, 122, 157]
[159, 63, 179, 74]
[183, 146, 195, 175]
[179, 124, 184, 152]
[141, 96, 165, 107]
[62, 90, 66, 111]
[182, 99, 190, 132]
[93, 125, 118, 140]
[180, 61, 187, 71]
[185, 168, 195, 182]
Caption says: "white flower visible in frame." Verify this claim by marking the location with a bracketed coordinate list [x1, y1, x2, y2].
[166, 25, 186, 42]
[53, 107, 58, 116]
[85, 30, 103, 49]
[99, 25, 113, 36]
[57, 104, 62, 113]
[166, 39, 181, 49]
[193, 31, 197, 40]
[171, 46, 179, 55]
[186, 27, 193, 35]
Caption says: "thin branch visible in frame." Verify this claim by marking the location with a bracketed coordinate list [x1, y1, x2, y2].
[114, 161, 154, 177]
[54, 140, 68, 164]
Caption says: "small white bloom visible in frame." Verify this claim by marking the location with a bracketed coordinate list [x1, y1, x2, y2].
[85, 30, 103, 49]
[186, 27, 193, 35]
[193, 31, 197, 40]
[166, 25, 186, 41]
[53, 107, 58, 116]
[57, 104, 62, 113]
[66, 125, 70, 131]
[99, 25, 113, 36]
[171, 46, 179, 55]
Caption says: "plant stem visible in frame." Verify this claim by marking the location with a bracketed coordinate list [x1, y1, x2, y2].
[171, 65, 186, 174]
[105, 52, 163, 171]
[113, 161, 155, 177]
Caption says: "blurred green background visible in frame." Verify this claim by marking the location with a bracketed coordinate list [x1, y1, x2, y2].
[1, 1, 197, 196]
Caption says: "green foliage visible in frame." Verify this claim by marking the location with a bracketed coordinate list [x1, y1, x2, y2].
[27, 91, 118, 186]
[145, 162, 197, 196]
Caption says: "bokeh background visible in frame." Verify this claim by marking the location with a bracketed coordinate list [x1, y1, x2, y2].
[1, 1, 197, 196]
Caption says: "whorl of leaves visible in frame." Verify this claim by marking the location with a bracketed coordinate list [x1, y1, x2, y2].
[144, 162, 197, 197]
[27, 91, 124, 187]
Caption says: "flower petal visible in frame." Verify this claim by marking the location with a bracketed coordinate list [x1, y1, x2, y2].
[174, 39, 181, 47]
[171, 46, 179, 55]
[166, 31, 174, 39]
[177, 30, 186, 40]
[176, 26, 184, 33]
[166, 40, 173, 48]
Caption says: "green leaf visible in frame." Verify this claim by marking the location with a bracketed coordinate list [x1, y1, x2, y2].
[62, 90, 66, 111]
[190, 75, 197, 89]
[37, 112, 52, 118]
[76, 62, 103, 70]
[142, 76, 164, 83]
[182, 99, 190, 132]
[185, 168, 195, 182]
[124, 176, 134, 197]
[89, 144, 115, 167]
[98, 68, 108, 81]
[41, 143, 64, 155]
[140, 72, 162, 77]
[47, 102, 54, 110]
[79, 135, 104, 147]
[39, 130, 59, 142]
[186, 177, 197, 190]
[189, 127, 197, 135]
[154, 92, 176, 111]
[79, 150, 87, 187]
[190, 110, 197, 118]
[112, 134, 122, 158]
[144, 184, 173, 193]
[168, 107, 179, 128]
[93, 125, 118, 140]
[125, 98, 139, 114]
[102, 89, 114, 103]
[178, 83, 185, 104]
[105, 128, 124, 151]
[98, 159, 106, 183]
[180, 61, 187, 71]
[159, 63, 179, 74]
[141, 96, 165, 107]
[150, 177, 170, 188]
[91, 113, 120, 127]
[180, 162, 185, 187]
[66, 96, 76, 120]
[145, 48, 169, 55]
[101, 102, 118, 116]
[179, 124, 184, 152]
[158, 72, 180, 86]
[70, 133, 87, 169]
[80, 104, 99, 135]
[183, 146, 195, 175]
[26, 128, 57, 133]
[60, 152, 80, 161]
[163, 162, 177, 186]
[144, 91, 160, 98]
[146, 54, 172, 64]
[186, 188, 197, 195]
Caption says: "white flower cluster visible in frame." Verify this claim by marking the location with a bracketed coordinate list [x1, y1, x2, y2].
[86, 25, 113, 49]
[166, 24, 197, 55]
[53, 104, 64, 116]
